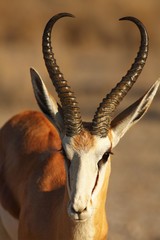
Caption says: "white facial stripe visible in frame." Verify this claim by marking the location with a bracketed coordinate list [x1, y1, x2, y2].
[62, 133, 111, 221]
[93, 135, 111, 160]
[70, 155, 96, 211]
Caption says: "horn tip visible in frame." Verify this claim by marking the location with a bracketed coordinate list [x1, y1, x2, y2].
[56, 12, 75, 19]
[119, 16, 143, 26]
[119, 16, 136, 21]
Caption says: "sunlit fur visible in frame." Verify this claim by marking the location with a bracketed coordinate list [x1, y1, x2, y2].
[0, 77, 159, 239]
[0, 111, 111, 240]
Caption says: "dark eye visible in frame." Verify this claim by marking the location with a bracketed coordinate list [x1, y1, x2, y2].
[97, 152, 111, 169]
[102, 152, 110, 162]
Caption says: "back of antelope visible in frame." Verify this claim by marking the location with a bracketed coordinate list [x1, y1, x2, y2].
[0, 13, 159, 240]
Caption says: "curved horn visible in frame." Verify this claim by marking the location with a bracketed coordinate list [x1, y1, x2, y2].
[42, 13, 83, 137]
[91, 17, 149, 138]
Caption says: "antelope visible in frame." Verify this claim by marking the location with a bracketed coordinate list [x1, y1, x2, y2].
[0, 13, 159, 240]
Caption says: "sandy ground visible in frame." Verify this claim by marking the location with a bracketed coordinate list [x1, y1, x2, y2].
[0, 1, 160, 239]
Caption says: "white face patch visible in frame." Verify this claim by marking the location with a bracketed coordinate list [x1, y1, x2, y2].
[62, 132, 112, 222]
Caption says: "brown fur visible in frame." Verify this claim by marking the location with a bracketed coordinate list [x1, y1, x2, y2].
[0, 111, 65, 220]
[73, 130, 94, 151]
[0, 111, 110, 240]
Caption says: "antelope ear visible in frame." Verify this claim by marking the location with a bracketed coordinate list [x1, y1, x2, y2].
[30, 68, 64, 132]
[111, 79, 160, 147]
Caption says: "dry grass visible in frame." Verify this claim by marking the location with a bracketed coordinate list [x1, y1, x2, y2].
[0, 1, 160, 239]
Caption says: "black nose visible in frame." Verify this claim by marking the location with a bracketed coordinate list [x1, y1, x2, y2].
[71, 205, 87, 214]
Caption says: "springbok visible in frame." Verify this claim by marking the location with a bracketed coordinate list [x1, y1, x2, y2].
[0, 12, 159, 240]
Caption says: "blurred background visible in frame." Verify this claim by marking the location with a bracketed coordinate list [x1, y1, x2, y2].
[0, 0, 160, 239]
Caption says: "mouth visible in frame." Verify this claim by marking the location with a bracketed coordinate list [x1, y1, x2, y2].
[73, 217, 88, 223]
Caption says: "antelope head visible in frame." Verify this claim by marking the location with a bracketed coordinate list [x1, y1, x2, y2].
[30, 13, 159, 222]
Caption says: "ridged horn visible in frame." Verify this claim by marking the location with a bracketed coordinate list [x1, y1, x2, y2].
[91, 16, 149, 138]
[42, 13, 83, 137]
